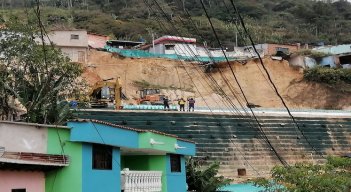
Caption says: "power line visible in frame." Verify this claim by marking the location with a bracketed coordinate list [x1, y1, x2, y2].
[227, 0, 324, 158]
[199, 0, 288, 166]
[145, 0, 287, 172]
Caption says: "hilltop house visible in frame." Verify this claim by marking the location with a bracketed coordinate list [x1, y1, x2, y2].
[0, 120, 196, 192]
[41, 30, 89, 64]
[88, 33, 110, 49]
[141, 36, 198, 57]
[313, 44, 351, 68]
[245, 43, 301, 56]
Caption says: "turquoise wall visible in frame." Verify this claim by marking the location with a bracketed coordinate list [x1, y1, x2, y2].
[68, 122, 139, 148]
[166, 155, 187, 192]
[105, 46, 233, 62]
[46, 128, 83, 192]
[82, 143, 121, 192]
[175, 140, 196, 156]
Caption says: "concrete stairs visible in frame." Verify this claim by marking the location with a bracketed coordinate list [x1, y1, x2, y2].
[75, 110, 351, 179]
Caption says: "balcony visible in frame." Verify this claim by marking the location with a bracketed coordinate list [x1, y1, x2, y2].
[121, 168, 162, 192]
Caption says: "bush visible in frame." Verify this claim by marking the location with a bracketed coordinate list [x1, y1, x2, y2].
[253, 156, 351, 192]
[186, 158, 231, 192]
[304, 67, 351, 84]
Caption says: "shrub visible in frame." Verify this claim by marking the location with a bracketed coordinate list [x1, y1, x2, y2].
[186, 158, 231, 192]
[304, 67, 351, 84]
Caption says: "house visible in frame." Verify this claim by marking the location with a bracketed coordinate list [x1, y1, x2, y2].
[141, 36, 198, 57]
[88, 33, 110, 49]
[313, 44, 351, 68]
[43, 30, 89, 64]
[0, 122, 70, 192]
[246, 43, 301, 56]
[0, 120, 196, 192]
[106, 40, 145, 49]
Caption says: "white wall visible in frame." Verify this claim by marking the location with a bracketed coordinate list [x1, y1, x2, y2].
[174, 44, 197, 57]
[60, 46, 88, 63]
[0, 123, 47, 153]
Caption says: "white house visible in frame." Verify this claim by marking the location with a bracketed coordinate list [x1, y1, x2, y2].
[40, 30, 89, 64]
[142, 36, 199, 57]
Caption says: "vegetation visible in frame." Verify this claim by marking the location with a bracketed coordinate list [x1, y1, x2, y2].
[186, 158, 231, 192]
[1, 0, 351, 46]
[0, 14, 83, 124]
[304, 67, 351, 84]
[254, 156, 351, 192]
[295, 49, 330, 60]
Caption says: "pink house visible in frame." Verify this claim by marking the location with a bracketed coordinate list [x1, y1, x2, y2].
[0, 122, 69, 192]
[88, 33, 110, 49]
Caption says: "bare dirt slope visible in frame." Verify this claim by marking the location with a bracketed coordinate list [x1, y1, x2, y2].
[84, 50, 351, 109]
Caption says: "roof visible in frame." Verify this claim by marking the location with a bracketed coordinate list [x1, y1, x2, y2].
[0, 121, 69, 129]
[70, 119, 195, 143]
[106, 40, 145, 48]
[154, 36, 196, 44]
[88, 33, 109, 37]
[0, 151, 69, 171]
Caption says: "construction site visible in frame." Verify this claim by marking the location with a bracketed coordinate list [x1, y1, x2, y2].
[1, 1, 351, 191]
[79, 49, 351, 180]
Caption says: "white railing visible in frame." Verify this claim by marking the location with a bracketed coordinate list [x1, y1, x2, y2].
[121, 168, 162, 192]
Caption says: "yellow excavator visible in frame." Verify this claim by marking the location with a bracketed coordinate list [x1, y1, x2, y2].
[88, 77, 123, 109]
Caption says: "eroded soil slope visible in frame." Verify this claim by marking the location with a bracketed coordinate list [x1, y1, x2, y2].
[83, 50, 351, 109]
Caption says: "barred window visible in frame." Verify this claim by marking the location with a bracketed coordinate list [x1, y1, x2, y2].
[92, 144, 112, 170]
[170, 154, 181, 172]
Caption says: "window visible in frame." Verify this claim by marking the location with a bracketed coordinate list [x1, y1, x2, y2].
[170, 154, 181, 172]
[12, 189, 26, 192]
[71, 34, 79, 40]
[92, 144, 112, 170]
[165, 44, 175, 50]
[276, 47, 289, 54]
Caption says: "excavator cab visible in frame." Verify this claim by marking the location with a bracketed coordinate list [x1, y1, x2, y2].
[137, 88, 165, 105]
[89, 78, 122, 109]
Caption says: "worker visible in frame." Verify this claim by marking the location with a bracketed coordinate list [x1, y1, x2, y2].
[178, 98, 186, 111]
[163, 97, 170, 111]
[188, 98, 195, 112]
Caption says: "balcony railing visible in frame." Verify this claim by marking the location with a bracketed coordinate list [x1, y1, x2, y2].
[121, 169, 162, 192]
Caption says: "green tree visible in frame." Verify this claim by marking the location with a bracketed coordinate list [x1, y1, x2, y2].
[254, 156, 351, 192]
[0, 15, 83, 124]
[186, 158, 231, 192]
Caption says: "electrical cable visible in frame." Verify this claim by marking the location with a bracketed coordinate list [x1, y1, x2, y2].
[227, 0, 324, 158]
[145, 0, 284, 172]
[143, 0, 228, 114]
[199, 0, 288, 166]
[146, 0, 248, 117]
[149, 0, 275, 149]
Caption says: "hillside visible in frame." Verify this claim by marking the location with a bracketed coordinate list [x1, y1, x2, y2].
[84, 50, 351, 110]
[1, 0, 351, 45]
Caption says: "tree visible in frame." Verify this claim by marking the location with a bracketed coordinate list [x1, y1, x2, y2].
[254, 156, 351, 192]
[186, 158, 231, 192]
[0, 14, 83, 124]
